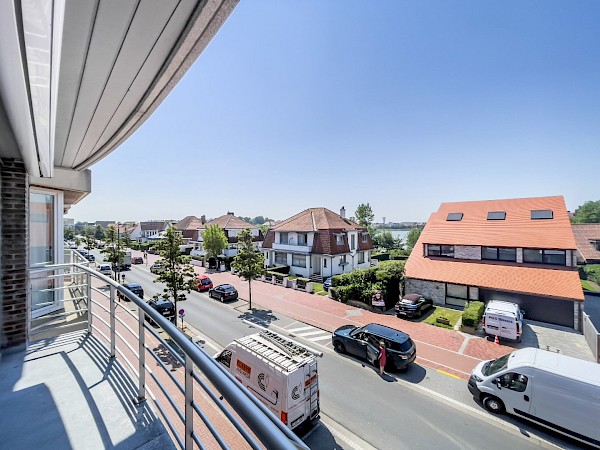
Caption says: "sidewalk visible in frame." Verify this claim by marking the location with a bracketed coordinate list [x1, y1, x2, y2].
[137, 251, 595, 379]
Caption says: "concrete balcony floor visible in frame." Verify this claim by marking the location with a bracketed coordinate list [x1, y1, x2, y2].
[0, 330, 174, 450]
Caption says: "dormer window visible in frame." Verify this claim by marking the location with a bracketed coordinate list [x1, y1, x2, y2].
[335, 234, 344, 245]
[361, 232, 369, 243]
[446, 213, 463, 221]
[487, 211, 506, 220]
[531, 210, 553, 220]
[427, 244, 454, 257]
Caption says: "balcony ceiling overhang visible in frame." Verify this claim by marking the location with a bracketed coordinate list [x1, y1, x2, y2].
[0, 0, 237, 204]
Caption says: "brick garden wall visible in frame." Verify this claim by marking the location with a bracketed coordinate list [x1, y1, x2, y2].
[1, 159, 29, 349]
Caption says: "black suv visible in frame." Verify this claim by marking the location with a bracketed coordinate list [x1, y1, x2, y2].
[332, 323, 416, 371]
[146, 298, 175, 323]
[117, 283, 144, 301]
[395, 294, 433, 319]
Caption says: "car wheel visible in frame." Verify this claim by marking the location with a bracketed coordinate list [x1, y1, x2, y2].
[333, 341, 346, 354]
[483, 396, 505, 414]
[220, 294, 224, 302]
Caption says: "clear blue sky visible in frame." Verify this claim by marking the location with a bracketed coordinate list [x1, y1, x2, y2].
[68, 1, 600, 224]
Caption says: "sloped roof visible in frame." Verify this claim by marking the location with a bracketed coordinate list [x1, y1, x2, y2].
[140, 221, 169, 231]
[272, 208, 366, 232]
[202, 214, 255, 230]
[405, 196, 584, 301]
[572, 224, 600, 263]
[175, 216, 204, 231]
[421, 196, 577, 249]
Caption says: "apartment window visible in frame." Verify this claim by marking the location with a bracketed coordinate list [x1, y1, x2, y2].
[280, 232, 289, 244]
[339, 255, 347, 265]
[427, 244, 454, 257]
[446, 284, 469, 307]
[275, 252, 286, 264]
[481, 247, 516, 262]
[362, 232, 369, 243]
[487, 211, 506, 220]
[350, 234, 356, 250]
[324, 258, 327, 268]
[523, 248, 566, 266]
[358, 252, 365, 264]
[335, 234, 344, 245]
[531, 210, 553, 220]
[292, 254, 306, 267]
[446, 213, 463, 221]
[298, 233, 307, 245]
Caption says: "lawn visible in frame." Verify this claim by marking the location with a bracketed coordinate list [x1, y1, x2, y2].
[312, 282, 324, 293]
[581, 280, 600, 292]
[423, 306, 463, 329]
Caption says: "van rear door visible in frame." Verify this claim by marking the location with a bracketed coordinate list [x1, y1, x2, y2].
[486, 313, 517, 340]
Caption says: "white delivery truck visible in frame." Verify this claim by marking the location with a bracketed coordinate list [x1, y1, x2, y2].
[468, 347, 600, 448]
[482, 300, 523, 342]
[216, 326, 322, 431]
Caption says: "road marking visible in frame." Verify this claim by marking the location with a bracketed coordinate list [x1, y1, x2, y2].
[287, 326, 314, 332]
[307, 335, 332, 342]
[295, 330, 325, 337]
[436, 369, 462, 379]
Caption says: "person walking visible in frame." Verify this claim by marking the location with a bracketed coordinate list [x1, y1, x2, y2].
[378, 341, 387, 375]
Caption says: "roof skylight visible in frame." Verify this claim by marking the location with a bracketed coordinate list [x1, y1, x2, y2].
[487, 211, 506, 220]
[531, 210, 553, 220]
[446, 213, 463, 221]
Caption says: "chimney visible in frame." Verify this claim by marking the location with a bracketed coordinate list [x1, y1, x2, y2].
[340, 206, 346, 218]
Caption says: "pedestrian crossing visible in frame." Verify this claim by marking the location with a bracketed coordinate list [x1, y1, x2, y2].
[285, 323, 332, 348]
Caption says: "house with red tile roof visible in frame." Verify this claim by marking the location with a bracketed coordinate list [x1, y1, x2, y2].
[405, 196, 584, 330]
[572, 224, 600, 264]
[191, 213, 263, 258]
[261, 207, 374, 279]
[130, 220, 174, 242]
[174, 215, 205, 241]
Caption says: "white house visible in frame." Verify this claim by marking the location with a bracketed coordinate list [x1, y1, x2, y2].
[191, 213, 263, 258]
[261, 207, 374, 280]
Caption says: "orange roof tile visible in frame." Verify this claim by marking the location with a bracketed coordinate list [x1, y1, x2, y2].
[406, 196, 583, 301]
[272, 208, 365, 232]
[422, 196, 577, 249]
[405, 255, 584, 301]
[203, 214, 255, 230]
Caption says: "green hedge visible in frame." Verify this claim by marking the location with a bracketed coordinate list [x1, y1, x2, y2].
[462, 301, 485, 327]
[581, 264, 600, 285]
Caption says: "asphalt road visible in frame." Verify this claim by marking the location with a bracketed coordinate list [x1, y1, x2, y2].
[108, 259, 564, 450]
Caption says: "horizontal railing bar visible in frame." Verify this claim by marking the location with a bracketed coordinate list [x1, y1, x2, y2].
[91, 300, 110, 315]
[146, 345, 185, 396]
[191, 401, 236, 450]
[90, 324, 110, 346]
[113, 314, 138, 340]
[147, 370, 185, 424]
[151, 389, 183, 450]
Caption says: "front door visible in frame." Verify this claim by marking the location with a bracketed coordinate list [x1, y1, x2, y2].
[494, 372, 532, 415]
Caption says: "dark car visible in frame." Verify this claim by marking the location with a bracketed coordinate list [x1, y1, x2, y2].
[395, 294, 433, 319]
[323, 277, 332, 291]
[117, 283, 144, 301]
[332, 323, 416, 371]
[131, 256, 144, 265]
[85, 254, 96, 262]
[208, 284, 238, 302]
[150, 263, 164, 274]
[194, 275, 213, 292]
[146, 298, 175, 323]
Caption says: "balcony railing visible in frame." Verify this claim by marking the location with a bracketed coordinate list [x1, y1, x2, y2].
[272, 243, 312, 253]
[28, 256, 309, 450]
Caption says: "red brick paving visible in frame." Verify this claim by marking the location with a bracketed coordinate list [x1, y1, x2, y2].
[137, 252, 510, 380]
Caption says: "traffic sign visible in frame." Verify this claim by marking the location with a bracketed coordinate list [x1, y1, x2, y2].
[179, 308, 185, 318]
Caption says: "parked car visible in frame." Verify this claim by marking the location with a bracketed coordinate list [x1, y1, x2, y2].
[118, 283, 144, 301]
[323, 277, 332, 291]
[146, 298, 175, 323]
[332, 323, 416, 371]
[78, 248, 88, 256]
[394, 294, 433, 319]
[131, 256, 144, 265]
[208, 284, 238, 302]
[98, 264, 112, 276]
[193, 275, 213, 292]
[85, 253, 95, 262]
[150, 263, 164, 274]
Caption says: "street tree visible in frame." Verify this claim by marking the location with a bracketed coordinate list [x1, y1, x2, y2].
[231, 228, 265, 310]
[572, 200, 600, 223]
[355, 203, 374, 227]
[95, 225, 105, 240]
[153, 226, 196, 327]
[405, 228, 422, 251]
[202, 224, 228, 263]
[101, 225, 125, 280]
[84, 235, 96, 252]
[64, 228, 74, 241]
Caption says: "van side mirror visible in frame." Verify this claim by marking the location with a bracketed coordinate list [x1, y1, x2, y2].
[492, 378, 502, 389]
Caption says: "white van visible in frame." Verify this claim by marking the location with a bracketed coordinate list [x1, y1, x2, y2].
[482, 300, 523, 342]
[216, 327, 322, 431]
[468, 348, 600, 447]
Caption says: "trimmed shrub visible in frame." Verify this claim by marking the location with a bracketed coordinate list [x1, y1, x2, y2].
[462, 301, 485, 327]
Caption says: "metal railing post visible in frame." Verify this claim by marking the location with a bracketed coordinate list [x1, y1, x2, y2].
[86, 271, 92, 334]
[185, 354, 194, 449]
[137, 307, 146, 403]
[109, 285, 116, 358]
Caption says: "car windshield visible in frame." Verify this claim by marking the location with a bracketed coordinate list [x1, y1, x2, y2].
[484, 353, 511, 376]
[349, 326, 364, 337]
[126, 284, 141, 289]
